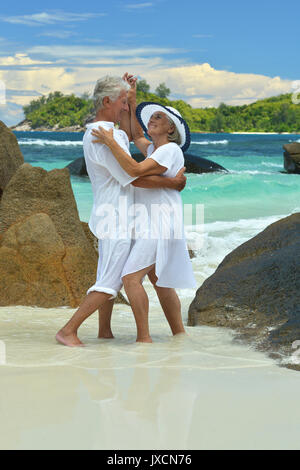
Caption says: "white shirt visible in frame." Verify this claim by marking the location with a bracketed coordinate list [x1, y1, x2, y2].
[83, 121, 136, 239]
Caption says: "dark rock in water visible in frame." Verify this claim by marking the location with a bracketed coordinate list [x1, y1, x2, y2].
[66, 157, 87, 176]
[66, 153, 227, 176]
[132, 153, 227, 174]
[188, 213, 300, 371]
[283, 143, 300, 174]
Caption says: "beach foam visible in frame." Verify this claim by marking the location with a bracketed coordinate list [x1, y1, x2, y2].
[185, 213, 285, 282]
[191, 139, 229, 145]
[19, 138, 83, 147]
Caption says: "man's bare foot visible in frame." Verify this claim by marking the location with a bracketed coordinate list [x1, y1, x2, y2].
[98, 331, 115, 339]
[56, 330, 84, 347]
[173, 331, 187, 337]
[136, 336, 153, 343]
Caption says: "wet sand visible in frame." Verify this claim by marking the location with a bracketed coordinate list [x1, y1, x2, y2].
[1, 288, 300, 450]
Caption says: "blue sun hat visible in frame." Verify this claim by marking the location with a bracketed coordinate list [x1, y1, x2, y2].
[136, 102, 191, 153]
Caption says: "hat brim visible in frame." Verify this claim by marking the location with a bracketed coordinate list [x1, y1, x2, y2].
[136, 102, 191, 153]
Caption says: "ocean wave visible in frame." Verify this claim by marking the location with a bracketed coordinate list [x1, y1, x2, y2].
[18, 138, 83, 147]
[289, 139, 300, 143]
[230, 170, 275, 175]
[191, 140, 229, 145]
[185, 213, 288, 277]
[261, 162, 283, 168]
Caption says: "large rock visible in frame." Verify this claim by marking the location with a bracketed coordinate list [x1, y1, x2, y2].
[0, 121, 24, 198]
[283, 143, 300, 174]
[0, 164, 98, 307]
[0, 213, 74, 307]
[66, 153, 228, 177]
[188, 213, 300, 370]
[66, 156, 88, 177]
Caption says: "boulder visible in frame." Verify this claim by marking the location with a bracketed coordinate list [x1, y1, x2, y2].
[66, 153, 228, 177]
[0, 213, 74, 307]
[66, 156, 88, 176]
[183, 153, 227, 174]
[188, 213, 300, 370]
[0, 121, 24, 198]
[0, 164, 97, 307]
[283, 143, 300, 174]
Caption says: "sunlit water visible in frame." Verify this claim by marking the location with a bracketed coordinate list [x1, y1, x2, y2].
[0, 132, 299, 450]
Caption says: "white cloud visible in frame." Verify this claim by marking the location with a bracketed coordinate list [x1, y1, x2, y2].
[0, 101, 24, 127]
[0, 11, 106, 26]
[0, 53, 51, 66]
[38, 31, 78, 39]
[143, 63, 293, 107]
[125, 3, 153, 9]
[0, 56, 294, 126]
[27, 45, 182, 60]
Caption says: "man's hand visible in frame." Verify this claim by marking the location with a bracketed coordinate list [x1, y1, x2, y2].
[171, 167, 187, 191]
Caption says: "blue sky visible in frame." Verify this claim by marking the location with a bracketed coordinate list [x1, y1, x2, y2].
[0, 0, 299, 125]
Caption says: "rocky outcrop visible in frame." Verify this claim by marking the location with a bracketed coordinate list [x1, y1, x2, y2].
[66, 153, 228, 177]
[11, 120, 85, 133]
[0, 121, 24, 198]
[283, 143, 300, 174]
[66, 156, 88, 177]
[0, 164, 96, 307]
[188, 213, 300, 370]
[132, 152, 228, 174]
[10, 120, 32, 132]
[183, 153, 228, 174]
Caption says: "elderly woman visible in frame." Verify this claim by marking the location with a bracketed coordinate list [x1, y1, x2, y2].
[92, 92, 196, 343]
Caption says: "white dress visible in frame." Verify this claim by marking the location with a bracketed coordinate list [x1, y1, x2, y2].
[121, 143, 197, 289]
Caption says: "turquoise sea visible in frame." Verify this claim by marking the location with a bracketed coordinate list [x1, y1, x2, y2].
[15, 131, 300, 285]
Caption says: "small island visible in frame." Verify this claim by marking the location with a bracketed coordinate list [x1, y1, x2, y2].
[11, 81, 300, 134]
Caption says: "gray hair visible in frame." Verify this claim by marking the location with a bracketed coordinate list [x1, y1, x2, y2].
[166, 115, 181, 146]
[93, 75, 129, 113]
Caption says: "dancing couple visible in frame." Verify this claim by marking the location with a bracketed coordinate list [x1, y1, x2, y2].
[56, 73, 196, 347]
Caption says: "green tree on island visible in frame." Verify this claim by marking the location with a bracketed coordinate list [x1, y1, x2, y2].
[155, 83, 171, 99]
[22, 91, 300, 133]
[136, 79, 151, 94]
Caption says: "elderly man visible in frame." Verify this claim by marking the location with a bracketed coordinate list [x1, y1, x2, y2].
[56, 74, 186, 347]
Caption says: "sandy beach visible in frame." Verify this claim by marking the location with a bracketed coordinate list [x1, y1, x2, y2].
[1, 279, 300, 451]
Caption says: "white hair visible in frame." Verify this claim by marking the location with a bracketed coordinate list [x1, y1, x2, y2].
[93, 76, 129, 113]
[166, 115, 181, 146]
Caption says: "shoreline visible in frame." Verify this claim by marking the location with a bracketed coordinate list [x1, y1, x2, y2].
[10, 121, 300, 135]
[12, 127, 300, 136]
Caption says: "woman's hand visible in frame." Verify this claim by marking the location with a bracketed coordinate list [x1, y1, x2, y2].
[91, 126, 115, 147]
[123, 72, 137, 89]
[123, 72, 137, 104]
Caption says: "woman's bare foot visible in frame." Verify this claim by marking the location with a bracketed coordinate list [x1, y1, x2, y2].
[98, 330, 115, 339]
[136, 336, 153, 343]
[56, 330, 84, 347]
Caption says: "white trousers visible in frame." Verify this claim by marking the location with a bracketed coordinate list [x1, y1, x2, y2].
[87, 238, 132, 299]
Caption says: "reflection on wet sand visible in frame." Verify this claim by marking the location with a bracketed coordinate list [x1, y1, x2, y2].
[1, 305, 300, 450]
